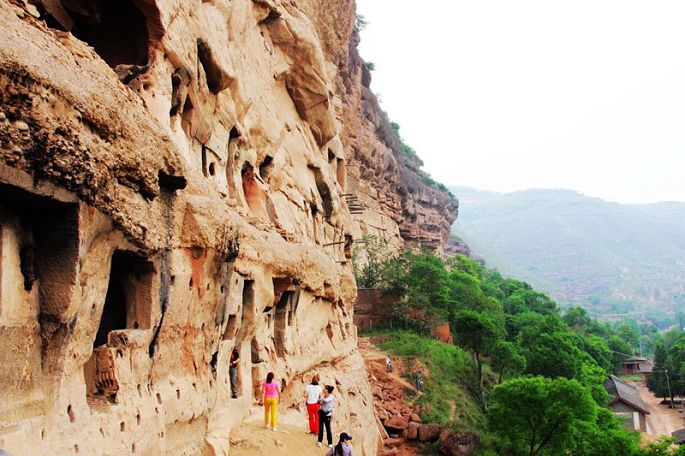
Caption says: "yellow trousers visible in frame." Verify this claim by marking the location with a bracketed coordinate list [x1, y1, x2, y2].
[264, 397, 278, 427]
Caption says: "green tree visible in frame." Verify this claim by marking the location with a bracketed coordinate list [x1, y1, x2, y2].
[577, 362, 610, 405]
[669, 342, 685, 397]
[616, 322, 641, 353]
[352, 235, 393, 288]
[641, 437, 685, 455]
[448, 268, 503, 317]
[487, 377, 596, 456]
[607, 335, 633, 373]
[563, 306, 592, 330]
[517, 317, 585, 379]
[491, 340, 526, 383]
[453, 310, 503, 394]
[579, 335, 612, 372]
[507, 311, 545, 339]
[648, 344, 671, 400]
[647, 330, 685, 403]
[569, 409, 641, 456]
[383, 253, 452, 331]
[354, 14, 368, 31]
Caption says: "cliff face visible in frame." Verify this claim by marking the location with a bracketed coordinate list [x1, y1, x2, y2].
[339, 32, 458, 253]
[0, 1, 456, 455]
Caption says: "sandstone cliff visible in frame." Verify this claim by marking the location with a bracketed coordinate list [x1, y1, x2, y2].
[0, 1, 457, 455]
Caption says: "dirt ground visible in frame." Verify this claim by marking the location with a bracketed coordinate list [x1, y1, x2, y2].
[636, 383, 685, 439]
[229, 418, 334, 456]
[359, 337, 421, 392]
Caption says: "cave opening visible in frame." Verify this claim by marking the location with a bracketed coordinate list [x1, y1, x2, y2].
[0, 184, 80, 314]
[225, 126, 241, 197]
[221, 278, 253, 399]
[310, 203, 320, 244]
[197, 39, 229, 94]
[0, 182, 79, 382]
[85, 250, 153, 404]
[201, 147, 209, 178]
[94, 251, 154, 348]
[274, 290, 291, 356]
[259, 155, 274, 181]
[65, 0, 150, 68]
[250, 337, 260, 364]
[238, 280, 255, 338]
[272, 279, 299, 357]
[312, 168, 333, 219]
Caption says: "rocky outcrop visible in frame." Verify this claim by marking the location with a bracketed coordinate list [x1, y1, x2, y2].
[445, 234, 475, 259]
[338, 30, 458, 253]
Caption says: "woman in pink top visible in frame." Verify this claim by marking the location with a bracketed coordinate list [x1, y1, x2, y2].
[260, 372, 281, 431]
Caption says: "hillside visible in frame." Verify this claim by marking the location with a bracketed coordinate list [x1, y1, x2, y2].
[451, 186, 685, 324]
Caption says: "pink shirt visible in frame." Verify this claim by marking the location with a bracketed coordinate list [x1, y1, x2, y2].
[263, 381, 279, 398]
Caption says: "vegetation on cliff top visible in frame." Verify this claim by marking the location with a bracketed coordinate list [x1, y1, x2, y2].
[389, 122, 457, 201]
[356, 245, 682, 455]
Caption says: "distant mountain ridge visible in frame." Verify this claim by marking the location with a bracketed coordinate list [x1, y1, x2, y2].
[450, 186, 685, 325]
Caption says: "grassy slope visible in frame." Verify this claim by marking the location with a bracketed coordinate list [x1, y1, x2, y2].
[368, 330, 485, 433]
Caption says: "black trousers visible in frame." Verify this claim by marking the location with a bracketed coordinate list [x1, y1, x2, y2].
[317, 410, 332, 445]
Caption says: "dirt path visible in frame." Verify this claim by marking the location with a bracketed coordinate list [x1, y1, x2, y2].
[358, 337, 420, 392]
[230, 419, 330, 456]
[637, 383, 685, 439]
[358, 337, 421, 456]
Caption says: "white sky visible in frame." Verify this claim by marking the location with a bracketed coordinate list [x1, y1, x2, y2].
[356, 0, 685, 204]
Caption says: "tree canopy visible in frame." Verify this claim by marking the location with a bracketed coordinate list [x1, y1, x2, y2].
[488, 377, 596, 456]
[352, 250, 668, 455]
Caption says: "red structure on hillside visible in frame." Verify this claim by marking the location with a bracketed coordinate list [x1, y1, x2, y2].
[622, 357, 654, 382]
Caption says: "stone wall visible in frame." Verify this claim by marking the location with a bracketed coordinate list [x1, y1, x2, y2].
[0, 0, 458, 454]
[353, 289, 396, 332]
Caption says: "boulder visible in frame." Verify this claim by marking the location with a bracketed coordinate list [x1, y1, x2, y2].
[438, 431, 480, 456]
[406, 421, 420, 440]
[410, 413, 421, 423]
[383, 438, 404, 448]
[418, 423, 441, 442]
[439, 428, 451, 442]
[385, 416, 409, 432]
[378, 408, 389, 421]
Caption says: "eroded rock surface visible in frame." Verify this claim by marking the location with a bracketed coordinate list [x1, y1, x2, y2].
[0, 0, 457, 455]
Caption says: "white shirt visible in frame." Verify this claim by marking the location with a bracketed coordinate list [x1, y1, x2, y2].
[306, 384, 322, 404]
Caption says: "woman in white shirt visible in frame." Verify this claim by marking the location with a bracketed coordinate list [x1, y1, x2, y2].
[303, 375, 322, 434]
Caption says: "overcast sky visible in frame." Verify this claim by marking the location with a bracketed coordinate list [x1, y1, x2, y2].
[356, 0, 685, 204]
